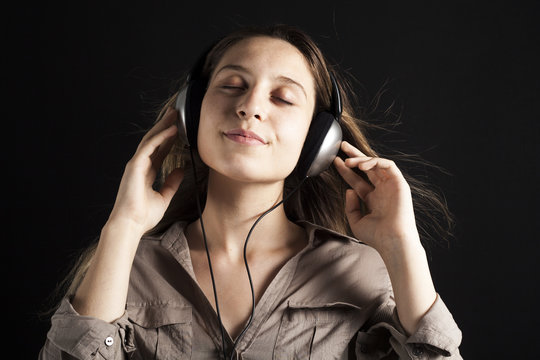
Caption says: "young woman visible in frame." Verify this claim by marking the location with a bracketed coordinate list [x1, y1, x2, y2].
[39, 25, 462, 359]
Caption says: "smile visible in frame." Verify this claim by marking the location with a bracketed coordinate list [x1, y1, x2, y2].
[224, 129, 267, 145]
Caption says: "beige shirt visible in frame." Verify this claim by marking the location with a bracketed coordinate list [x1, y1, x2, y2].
[40, 220, 462, 359]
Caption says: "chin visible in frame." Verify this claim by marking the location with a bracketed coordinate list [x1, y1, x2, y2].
[213, 167, 286, 184]
[199, 146, 299, 184]
[207, 160, 294, 185]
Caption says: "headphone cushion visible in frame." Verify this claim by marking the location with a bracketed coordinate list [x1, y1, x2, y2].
[184, 78, 207, 148]
[296, 111, 337, 177]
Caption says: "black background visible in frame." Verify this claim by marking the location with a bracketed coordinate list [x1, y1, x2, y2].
[6, 1, 539, 359]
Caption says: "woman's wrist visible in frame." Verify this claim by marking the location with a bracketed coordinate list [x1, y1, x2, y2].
[377, 233, 430, 289]
[377, 234, 437, 335]
[374, 231, 424, 262]
[97, 217, 147, 262]
[72, 218, 144, 321]
[103, 216, 147, 240]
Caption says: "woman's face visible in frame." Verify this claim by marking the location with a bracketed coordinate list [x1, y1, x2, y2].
[198, 36, 316, 184]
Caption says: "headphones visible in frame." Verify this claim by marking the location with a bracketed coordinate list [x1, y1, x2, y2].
[174, 44, 343, 178]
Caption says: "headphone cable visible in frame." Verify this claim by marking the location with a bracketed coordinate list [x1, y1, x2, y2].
[189, 147, 307, 359]
[189, 147, 227, 358]
[227, 175, 307, 360]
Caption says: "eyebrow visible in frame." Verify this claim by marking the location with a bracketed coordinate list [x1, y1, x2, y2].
[213, 64, 308, 99]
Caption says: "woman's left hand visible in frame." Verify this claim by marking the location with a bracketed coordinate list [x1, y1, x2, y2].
[333, 141, 421, 254]
[334, 141, 438, 335]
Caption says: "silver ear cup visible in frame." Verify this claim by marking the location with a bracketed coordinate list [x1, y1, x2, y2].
[174, 86, 189, 145]
[306, 120, 342, 177]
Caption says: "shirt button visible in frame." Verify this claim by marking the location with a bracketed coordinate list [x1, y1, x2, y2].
[412, 344, 424, 356]
[105, 336, 114, 346]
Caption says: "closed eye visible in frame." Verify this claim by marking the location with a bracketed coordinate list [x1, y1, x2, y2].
[272, 96, 293, 106]
[222, 85, 244, 90]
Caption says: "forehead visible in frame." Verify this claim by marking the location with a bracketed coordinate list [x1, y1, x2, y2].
[212, 36, 315, 91]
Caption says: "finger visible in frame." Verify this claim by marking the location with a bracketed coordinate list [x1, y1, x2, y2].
[140, 107, 178, 143]
[137, 124, 178, 160]
[340, 142, 403, 185]
[344, 156, 374, 167]
[150, 125, 179, 173]
[341, 141, 369, 158]
[345, 188, 364, 224]
[334, 156, 374, 200]
[340, 141, 379, 185]
[160, 167, 184, 204]
[355, 157, 404, 186]
[129, 125, 178, 186]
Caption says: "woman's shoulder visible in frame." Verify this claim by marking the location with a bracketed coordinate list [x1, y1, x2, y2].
[136, 221, 190, 254]
[291, 220, 392, 307]
[297, 220, 384, 262]
[127, 221, 195, 304]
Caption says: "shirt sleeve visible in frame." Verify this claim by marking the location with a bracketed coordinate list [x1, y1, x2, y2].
[355, 293, 462, 359]
[39, 297, 136, 360]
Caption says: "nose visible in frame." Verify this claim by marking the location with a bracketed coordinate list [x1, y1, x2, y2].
[237, 110, 262, 120]
[236, 87, 266, 121]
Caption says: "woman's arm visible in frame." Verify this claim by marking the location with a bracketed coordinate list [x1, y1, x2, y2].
[71, 219, 145, 322]
[72, 107, 184, 322]
[334, 141, 437, 335]
[376, 233, 437, 335]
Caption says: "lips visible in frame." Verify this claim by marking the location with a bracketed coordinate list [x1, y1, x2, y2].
[224, 128, 267, 145]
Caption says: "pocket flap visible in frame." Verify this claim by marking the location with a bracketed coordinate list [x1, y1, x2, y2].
[128, 303, 192, 328]
[284, 300, 363, 325]
[287, 300, 363, 311]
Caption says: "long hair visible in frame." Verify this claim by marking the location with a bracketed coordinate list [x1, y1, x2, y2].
[44, 24, 454, 313]
[150, 24, 453, 240]
[151, 25, 384, 236]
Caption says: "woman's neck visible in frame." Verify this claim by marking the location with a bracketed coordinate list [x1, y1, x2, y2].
[187, 170, 302, 261]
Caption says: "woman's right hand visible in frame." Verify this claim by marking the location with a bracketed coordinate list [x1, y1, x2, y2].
[107, 107, 184, 235]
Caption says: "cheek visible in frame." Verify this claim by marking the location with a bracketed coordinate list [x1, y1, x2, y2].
[198, 94, 215, 130]
[197, 92, 223, 136]
[276, 114, 313, 158]
[197, 92, 233, 141]
[272, 120, 312, 178]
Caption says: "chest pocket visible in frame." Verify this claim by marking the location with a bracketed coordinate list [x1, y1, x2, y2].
[274, 301, 364, 360]
[128, 303, 193, 360]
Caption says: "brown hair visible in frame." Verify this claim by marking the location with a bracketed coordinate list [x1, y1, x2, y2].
[152, 25, 382, 236]
[151, 24, 453, 240]
[43, 24, 454, 315]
